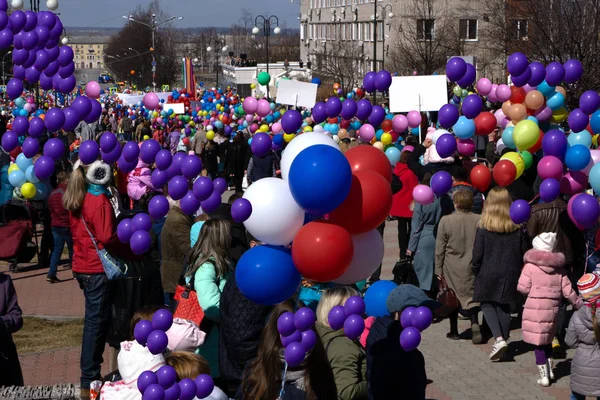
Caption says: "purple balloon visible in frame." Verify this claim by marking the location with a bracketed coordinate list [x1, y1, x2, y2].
[6, 78, 23, 100]
[328, 305, 346, 330]
[79, 140, 100, 165]
[181, 190, 201, 215]
[58, 62, 74, 79]
[61, 107, 80, 131]
[84, 99, 102, 123]
[122, 141, 140, 162]
[43, 138, 64, 160]
[148, 195, 170, 219]
[231, 198, 252, 223]
[143, 384, 165, 400]
[568, 108, 589, 133]
[99, 132, 117, 153]
[164, 382, 181, 400]
[45, 108, 65, 132]
[356, 99, 372, 121]
[461, 94, 483, 119]
[436, 134, 457, 158]
[35, 50, 50, 71]
[546, 61, 565, 86]
[22, 137, 39, 158]
[181, 154, 203, 179]
[363, 71, 376, 93]
[35, 26, 49, 48]
[251, 132, 272, 157]
[580, 90, 600, 115]
[137, 371, 158, 395]
[343, 314, 365, 339]
[21, 30, 38, 51]
[368, 105, 385, 127]
[12, 48, 27, 65]
[509, 199, 531, 224]
[178, 378, 197, 400]
[213, 177, 227, 194]
[10, 10, 26, 33]
[507, 52, 529, 77]
[284, 342, 306, 367]
[438, 104, 460, 129]
[28, 117, 44, 138]
[46, 51, 59, 67]
[12, 31, 23, 49]
[118, 156, 138, 173]
[13, 65, 25, 80]
[1, 131, 18, 152]
[564, 59, 583, 84]
[156, 364, 177, 388]
[25, 65, 41, 83]
[117, 218, 133, 243]
[155, 149, 173, 171]
[151, 169, 169, 189]
[193, 176, 214, 201]
[0, 28, 12, 49]
[131, 213, 152, 232]
[340, 99, 357, 120]
[38, 11, 56, 30]
[200, 189, 222, 213]
[446, 57, 467, 82]
[71, 96, 92, 118]
[312, 102, 327, 124]
[22, 50, 35, 69]
[130, 230, 152, 255]
[33, 155, 54, 180]
[101, 140, 122, 164]
[527, 62, 546, 87]
[572, 193, 600, 228]
[281, 109, 303, 134]
[456, 63, 476, 88]
[430, 170, 453, 196]
[49, 18, 63, 41]
[412, 306, 433, 331]
[39, 71, 53, 91]
[325, 96, 343, 118]
[133, 319, 153, 345]
[294, 307, 316, 332]
[511, 67, 532, 88]
[12, 116, 28, 135]
[168, 175, 189, 201]
[195, 374, 214, 399]
[23, 10, 37, 31]
[278, 311, 296, 336]
[375, 70, 392, 92]
[140, 139, 161, 164]
[539, 178, 560, 203]
[280, 329, 302, 347]
[542, 129, 568, 159]
[400, 327, 422, 351]
[400, 306, 416, 328]
[344, 296, 366, 316]
[0, 10, 7, 29]
[300, 329, 317, 352]
[57, 45, 74, 67]
[172, 151, 185, 170]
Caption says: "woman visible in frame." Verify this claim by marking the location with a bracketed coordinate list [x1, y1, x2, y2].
[238, 300, 337, 400]
[225, 133, 248, 194]
[408, 174, 453, 294]
[63, 160, 134, 399]
[202, 140, 219, 180]
[390, 150, 419, 259]
[472, 187, 529, 361]
[435, 190, 482, 343]
[186, 219, 232, 379]
[0, 272, 23, 387]
[316, 287, 368, 400]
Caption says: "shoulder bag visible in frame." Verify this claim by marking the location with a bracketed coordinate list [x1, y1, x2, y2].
[435, 275, 459, 318]
[172, 260, 219, 330]
[81, 217, 128, 280]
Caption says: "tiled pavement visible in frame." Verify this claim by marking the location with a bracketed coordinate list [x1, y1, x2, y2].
[3, 220, 576, 399]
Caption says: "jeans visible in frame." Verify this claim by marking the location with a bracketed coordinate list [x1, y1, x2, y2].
[571, 393, 600, 400]
[481, 302, 511, 340]
[48, 227, 73, 278]
[75, 273, 116, 389]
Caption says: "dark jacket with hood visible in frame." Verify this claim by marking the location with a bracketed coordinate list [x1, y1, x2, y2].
[407, 143, 460, 182]
[448, 182, 483, 214]
[0, 273, 23, 387]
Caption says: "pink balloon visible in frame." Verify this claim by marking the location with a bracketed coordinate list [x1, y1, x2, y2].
[406, 111, 422, 129]
[412, 184, 434, 205]
[272, 122, 282, 134]
[245, 114, 253, 122]
[249, 123, 259, 133]
[402, 145, 414, 153]
[392, 114, 408, 132]
[522, 84, 536, 93]
[534, 106, 552, 122]
[256, 99, 271, 118]
[494, 109, 506, 127]
[501, 118, 510, 129]
[581, 158, 595, 175]
[560, 171, 587, 195]
[591, 149, 600, 165]
[156, 117, 163, 125]
[496, 84, 512, 102]
[476, 78, 492, 96]
[143, 93, 160, 110]
[487, 84, 499, 102]
[359, 124, 375, 141]
[538, 156, 564, 181]
[243, 97, 258, 114]
[457, 139, 475, 156]
[85, 81, 101, 99]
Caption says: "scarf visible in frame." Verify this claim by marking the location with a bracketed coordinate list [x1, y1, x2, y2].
[278, 351, 307, 391]
[88, 184, 111, 197]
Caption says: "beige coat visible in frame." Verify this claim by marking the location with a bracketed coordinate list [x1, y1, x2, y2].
[435, 212, 481, 310]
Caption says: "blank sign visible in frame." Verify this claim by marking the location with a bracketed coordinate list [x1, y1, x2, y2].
[276, 79, 318, 109]
[389, 75, 448, 113]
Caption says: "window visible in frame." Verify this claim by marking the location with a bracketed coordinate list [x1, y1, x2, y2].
[352, 22, 357, 40]
[301, 24, 305, 40]
[341, 24, 346, 40]
[358, 22, 363, 40]
[378, 23, 383, 40]
[417, 19, 434, 40]
[459, 19, 477, 40]
[80, 62, 85, 68]
[310, 24, 314, 39]
[513, 19, 528, 40]
[365, 22, 371, 41]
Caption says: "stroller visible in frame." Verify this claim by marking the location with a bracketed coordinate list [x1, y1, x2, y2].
[0, 200, 39, 271]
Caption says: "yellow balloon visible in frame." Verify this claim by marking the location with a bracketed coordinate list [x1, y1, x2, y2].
[21, 182, 36, 199]
[593, 134, 599, 148]
[373, 141, 384, 151]
[551, 107, 568, 123]
[501, 151, 525, 178]
[284, 133, 295, 143]
[250, 83, 256, 89]
[8, 163, 20, 173]
[303, 126, 313, 132]
[381, 133, 393, 145]
[143, 135, 150, 140]
[260, 124, 269, 133]
[189, 121, 195, 127]
[513, 120, 540, 151]
[207, 130, 215, 141]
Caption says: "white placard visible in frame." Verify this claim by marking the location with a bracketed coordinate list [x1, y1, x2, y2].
[389, 75, 448, 113]
[117, 94, 144, 106]
[163, 103, 186, 115]
[276, 80, 318, 109]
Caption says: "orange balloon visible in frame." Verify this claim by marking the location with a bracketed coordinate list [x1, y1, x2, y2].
[502, 100, 513, 116]
[338, 128, 348, 139]
[130, 70, 135, 75]
[333, 83, 341, 90]
[556, 86, 566, 98]
[524, 90, 545, 110]
[493, 160, 517, 187]
[508, 104, 527, 122]
[470, 164, 492, 192]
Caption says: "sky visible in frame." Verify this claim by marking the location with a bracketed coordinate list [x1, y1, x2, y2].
[56, 0, 301, 29]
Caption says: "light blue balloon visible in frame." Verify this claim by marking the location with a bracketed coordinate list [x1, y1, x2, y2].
[376, 129, 383, 141]
[503, 126, 516, 149]
[568, 130, 593, 148]
[537, 80, 556, 97]
[16, 153, 33, 171]
[25, 165, 39, 183]
[19, 109, 28, 117]
[8, 170, 26, 187]
[14, 98, 25, 108]
[330, 124, 339, 134]
[385, 147, 401, 165]
[270, 102, 276, 111]
[546, 92, 565, 111]
[527, 116, 539, 125]
[410, 127, 419, 136]
[590, 163, 600, 195]
[214, 120, 223, 129]
[453, 116, 476, 140]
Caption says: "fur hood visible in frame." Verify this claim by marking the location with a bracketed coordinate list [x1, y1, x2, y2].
[523, 249, 565, 270]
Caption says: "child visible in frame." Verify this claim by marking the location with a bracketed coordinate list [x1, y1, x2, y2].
[127, 158, 154, 209]
[47, 171, 73, 283]
[517, 232, 582, 387]
[165, 352, 228, 400]
[566, 273, 600, 400]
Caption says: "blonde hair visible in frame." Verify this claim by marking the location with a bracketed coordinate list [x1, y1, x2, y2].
[187, 219, 231, 279]
[63, 166, 87, 212]
[316, 286, 359, 327]
[166, 351, 210, 380]
[479, 187, 518, 233]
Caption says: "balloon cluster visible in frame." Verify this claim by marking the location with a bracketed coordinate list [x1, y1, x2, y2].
[327, 295, 366, 340]
[117, 213, 153, 255]
[6, 153, 51, 199]
[134, 309, 215, 400]
[277, 307, 318, 367]
[399, 306, 433, 352]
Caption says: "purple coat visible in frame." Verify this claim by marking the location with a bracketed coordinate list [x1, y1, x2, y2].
[0, 273, 24, 386]
[517, 249, 582, 346]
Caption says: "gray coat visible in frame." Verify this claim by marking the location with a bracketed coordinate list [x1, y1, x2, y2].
[565, 305, 600, 397]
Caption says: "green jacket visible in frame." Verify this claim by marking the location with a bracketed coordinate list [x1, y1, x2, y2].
[316, 323, 368, 400]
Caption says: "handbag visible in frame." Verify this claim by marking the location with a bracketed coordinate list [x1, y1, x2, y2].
[435, 274, 459, 318]
[172, 260, 219, 329]
[392, 257, 419, 286]
[81, 217, 128, 280]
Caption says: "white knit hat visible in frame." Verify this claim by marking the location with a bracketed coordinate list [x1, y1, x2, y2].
[532, 232, 557, 252]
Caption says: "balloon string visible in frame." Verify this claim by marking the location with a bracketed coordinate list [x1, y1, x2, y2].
[278, 283, 303, 399]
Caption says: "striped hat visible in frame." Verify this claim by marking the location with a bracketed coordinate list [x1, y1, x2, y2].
[577, 273, 600, 303]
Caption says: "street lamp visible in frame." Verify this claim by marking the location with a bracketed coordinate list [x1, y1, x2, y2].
[372, 1, 393, 103]
[252, 15, 280, 98]
[206, 38, 228, 89]
[123, 13, 183, 91]
[2, 51, 12, 84]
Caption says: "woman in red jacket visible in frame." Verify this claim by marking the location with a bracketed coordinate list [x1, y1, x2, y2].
[63, 160, 131, 399]
[390, 150, 419, 259]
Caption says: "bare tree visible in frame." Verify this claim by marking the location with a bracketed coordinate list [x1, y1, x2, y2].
[312, 40, 364, 93]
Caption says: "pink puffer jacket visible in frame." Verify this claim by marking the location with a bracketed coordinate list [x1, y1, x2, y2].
[127, 159, 154, 201]
[517, 249, 582, 345]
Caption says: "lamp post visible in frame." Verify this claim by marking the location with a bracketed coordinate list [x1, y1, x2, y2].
[123, 14, 183, 91]
[206, 38, 228, 89]
[2, 51, 12, 84]
[252, 15, 281, 98]
[372, 1, 393, 103]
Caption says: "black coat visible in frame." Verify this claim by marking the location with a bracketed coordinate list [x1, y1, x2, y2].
[366, 316, 427, 400]
[0, 273, 23, 387]
[472, 228, 530, 304]
[225, 141, 249, 178]
[407, 144, 460, 183]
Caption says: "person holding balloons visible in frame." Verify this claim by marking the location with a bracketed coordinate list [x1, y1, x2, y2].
[46, 171, 73, 284]
[390, 150, 419, 260]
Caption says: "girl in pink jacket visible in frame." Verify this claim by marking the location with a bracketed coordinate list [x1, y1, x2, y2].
[518, 232, 582, 388]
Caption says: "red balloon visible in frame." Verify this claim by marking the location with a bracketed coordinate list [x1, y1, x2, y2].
[340, 119, 351, 129]
[328, 117, 338, 124]
[381, 119, 393, 133]
[492, 160, 517, 187]
[292, 222, 354, 282]
[329, 170, 393, 234]
[528, 130, 544, 153]
[9, 146, 22, 159]
[474, 112, 496, 136]
[344, 146, 392, 183]
[510, 86, 526, 104]
[470, 164, 492, 192]
[182, 137, 190, 146]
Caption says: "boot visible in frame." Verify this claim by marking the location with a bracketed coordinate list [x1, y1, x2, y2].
[547, 358, 555, 380]
[537, 364, 550, 387]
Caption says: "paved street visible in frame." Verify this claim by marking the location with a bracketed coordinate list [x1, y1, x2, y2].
[2, 219, 575, 399]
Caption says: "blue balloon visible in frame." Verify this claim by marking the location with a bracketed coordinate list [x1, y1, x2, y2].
[273, 134, 284, 145]
[311, 77, 322, 86]
[590, 163, 600, 195]
[537, 80, 555, 97]
[453, 116, 476, 139]
[16, 153, 33, 170]
[546, 92, 565, 111]
[565, 144, 591, 171]
[364, 280, 397, 317]
[236, 245, 301, 305]
[568, 131, 592, 148]
[25, 165, 39, 183]
[8, 170, 26, 187]
[289, 145, 352, 215]
[385, 147, 401, 165]
[502, 126, 516, 149]
[590, 110, 600, 134]
[375, 129, 383, 141]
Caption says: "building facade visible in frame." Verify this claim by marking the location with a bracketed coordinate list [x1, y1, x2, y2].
[69, 34, 112, 86]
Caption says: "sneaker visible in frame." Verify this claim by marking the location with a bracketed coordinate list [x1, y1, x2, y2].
[446, 332, 460, 340]
[489, 339, 508, 361]
[46, 276, 60, 284]
[471, 323, 483, 345]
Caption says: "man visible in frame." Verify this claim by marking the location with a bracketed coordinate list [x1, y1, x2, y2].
[118, 111, 133, 141]
[246, 150, 277, 185]
[74, 120, 99, 142]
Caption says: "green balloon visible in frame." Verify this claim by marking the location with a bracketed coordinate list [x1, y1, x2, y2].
[461, 89, 468, 98]
[257, 71, 271, 86]
[453, 86, 462, 96]
[520, 150, 533, 169]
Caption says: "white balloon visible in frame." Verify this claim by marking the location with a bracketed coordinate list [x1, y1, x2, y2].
[495, 138, 506, 155]
[332, 135, 340, 143]
[432, 129, 449, 144]
[313, 125, 325, 134]
[61, 37, 69, 45]
[333, 229, 384, 284]
[243, 178, 305, 245]
[11, 0, 23, 9]
[280, 132, 340, 180]
[46, 0, 58, 10]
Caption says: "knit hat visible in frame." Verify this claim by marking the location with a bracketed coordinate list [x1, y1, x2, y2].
[577, 273, 600, 303]
[73, 159, 111, 186]
[386, 284, 441, 314]
[532, 232, 557, 252]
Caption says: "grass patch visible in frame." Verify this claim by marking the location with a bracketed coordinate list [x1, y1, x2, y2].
[13, 317, 83, 354]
